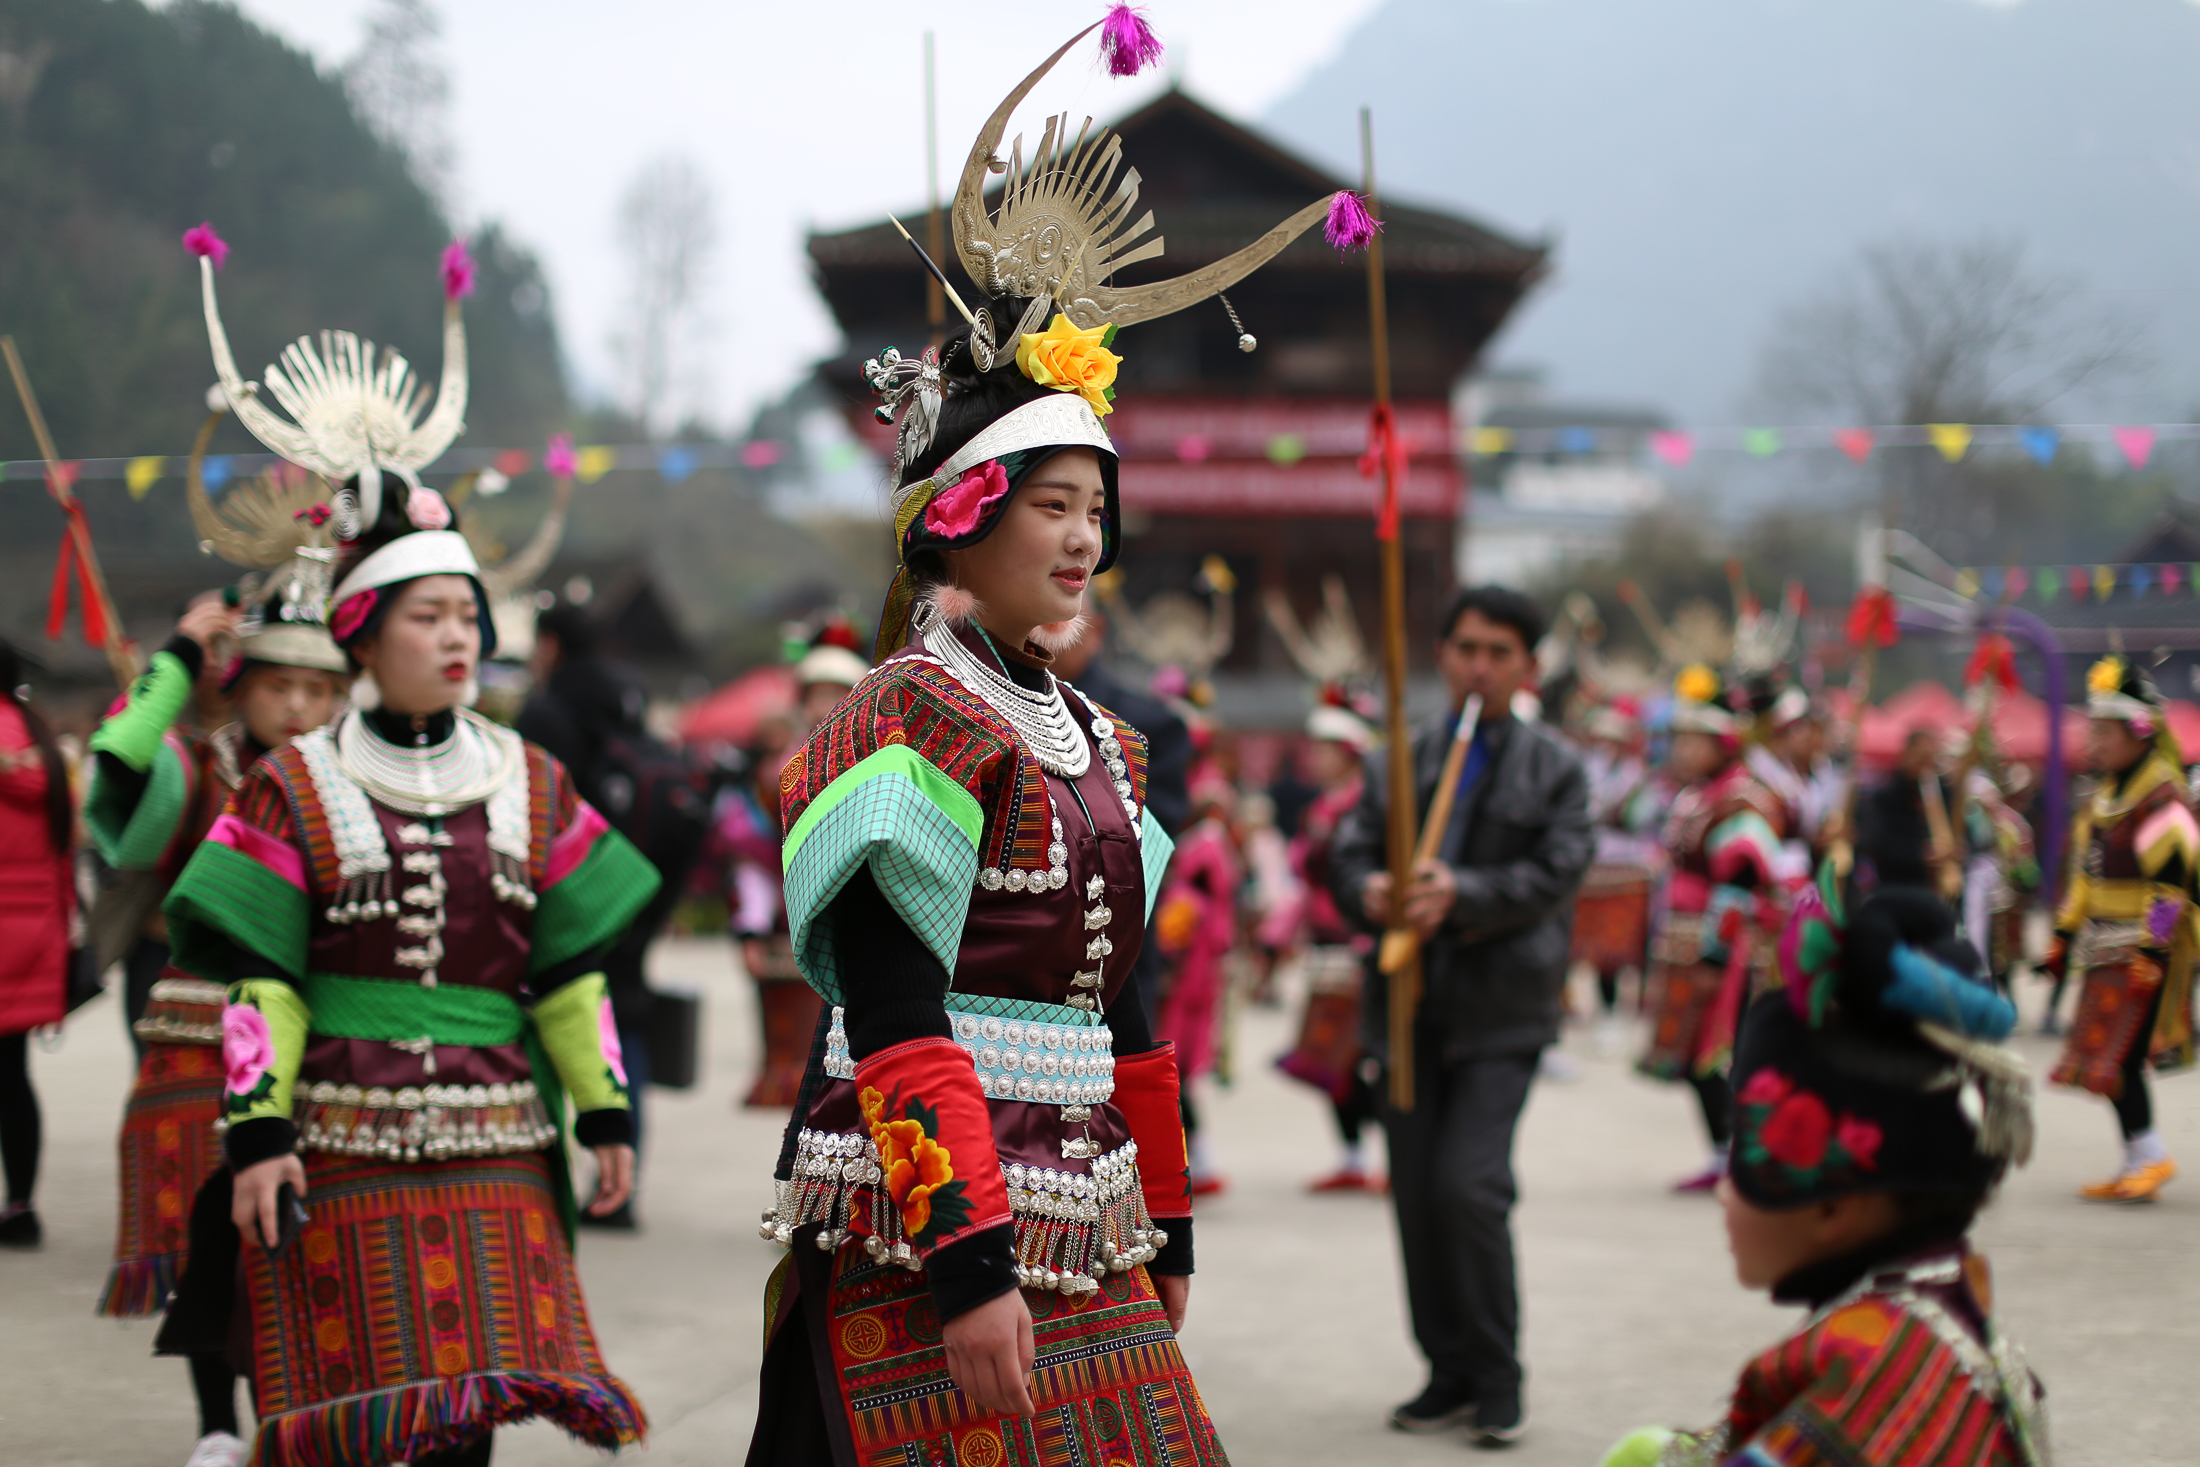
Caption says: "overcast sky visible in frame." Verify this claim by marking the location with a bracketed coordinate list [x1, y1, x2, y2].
[214, 0, 1384, 432]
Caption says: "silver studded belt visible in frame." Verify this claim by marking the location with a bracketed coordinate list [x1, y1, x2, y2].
[821, 1002, 1115, 1106]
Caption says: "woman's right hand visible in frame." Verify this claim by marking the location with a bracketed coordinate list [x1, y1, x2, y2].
[175, 596, 241, 654]
[231, 1153, 308, 1249]
[941, 1287, 1035, 1417]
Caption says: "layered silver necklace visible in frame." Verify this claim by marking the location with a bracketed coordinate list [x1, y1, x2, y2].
[333, 706, 521, 817]
[923, 618, 1090, 779]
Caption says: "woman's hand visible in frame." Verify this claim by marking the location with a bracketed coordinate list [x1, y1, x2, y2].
[942, 1288, 1035, 1416]
[1155, 1273, 1190, 1333]
[588, 1144, 636, 1216]
[175, 596, 241, 654]
[231, 1153, 308, 1249]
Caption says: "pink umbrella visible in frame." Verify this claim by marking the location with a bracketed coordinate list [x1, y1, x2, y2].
[679, 665, 797, 747]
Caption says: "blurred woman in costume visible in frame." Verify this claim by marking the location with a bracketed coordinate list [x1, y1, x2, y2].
[2042, 654, 2197, 1203]
[84, 457, 351, 1465]
[1275, 696, 1385, 1190]
[1573, 697, 1670, 1045]
[1639, 666, 1795, 1192]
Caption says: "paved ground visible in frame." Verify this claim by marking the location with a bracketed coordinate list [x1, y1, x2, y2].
[4, 938, 2195, 1465]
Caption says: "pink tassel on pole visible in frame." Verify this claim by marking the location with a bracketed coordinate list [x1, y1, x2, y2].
[1324, 191, 1381, 252]
[544, 433, 577, 480]
[441, 238, 476, 301]
[1100, 3, 1164, 78]
[182, 222, 229, 269]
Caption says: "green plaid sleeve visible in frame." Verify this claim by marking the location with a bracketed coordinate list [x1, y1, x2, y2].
[782, 744, 984, 1005]
[1140, 805, 1175, 922]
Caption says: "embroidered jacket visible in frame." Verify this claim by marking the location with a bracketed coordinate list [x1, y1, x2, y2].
[766, 624, 1183, 1295]
[163, 713, 658, 1179]
[1630, 1246, 2045, 1467]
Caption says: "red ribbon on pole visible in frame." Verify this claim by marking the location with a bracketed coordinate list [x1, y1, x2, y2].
[46, 493, 108, 649]
[1843, 587, 1898, 650]
[1360, 404, 1407, 541]
[1963, 632, 2020, 692]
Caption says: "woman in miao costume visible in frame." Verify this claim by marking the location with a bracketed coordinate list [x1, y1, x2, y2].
[2042, 653, 2198, 1204]
[1640, 666, 1795, 1193]
[744, 9, 1378, 1462]
[86, 409, 350, 1467]
[160, 229, 658, 1467]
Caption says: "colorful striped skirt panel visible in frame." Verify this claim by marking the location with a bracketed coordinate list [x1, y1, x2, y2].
[242, 1149, 644, 1467]
[817, 1245, 1227, 1467]
[101, 981, 227, 1318]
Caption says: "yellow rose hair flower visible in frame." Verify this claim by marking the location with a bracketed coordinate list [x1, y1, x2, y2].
[2088, 655, 2124, 695]
[1015, 313, 1121, 418]
[1676, 663, 1720, 706]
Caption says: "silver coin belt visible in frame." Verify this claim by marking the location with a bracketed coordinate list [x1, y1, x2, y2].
[953, 1009, 1115, 1105]
[294, 1078, 557, 1162]
[821, 1005, 1115, 1106]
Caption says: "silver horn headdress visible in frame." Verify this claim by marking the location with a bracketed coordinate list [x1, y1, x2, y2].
[184, 406, 347, 674]
[190, 227, 471, 543]
[951, 25, 1338, 343]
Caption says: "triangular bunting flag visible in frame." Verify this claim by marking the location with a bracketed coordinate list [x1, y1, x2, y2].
[1744, 429, 1781, 458]
[1927, 424, 1972, 462]
[125, 456, 163, 499]
[2019, 426, 2059, 465]
[2114, 426, 2155, 470]
[1834, 428, 1874, 463]
[1649, 430, 1694, 466]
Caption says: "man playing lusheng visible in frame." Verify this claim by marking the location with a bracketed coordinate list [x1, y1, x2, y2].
[1331, 584, 1593, 1446]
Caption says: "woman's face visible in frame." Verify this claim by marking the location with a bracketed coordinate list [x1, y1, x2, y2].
[1669, 730, 1723, 783]
[235, 665, 345, 749]
[944, 446, 1106, 644]
[353, 575, 480, 715]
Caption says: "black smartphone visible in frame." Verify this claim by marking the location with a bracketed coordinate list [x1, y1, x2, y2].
[269, 1182, 309, 1254]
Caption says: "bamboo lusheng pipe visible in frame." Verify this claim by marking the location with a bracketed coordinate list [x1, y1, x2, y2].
[1379, 694, 1484, 981]
[3, 335, 136, 691]
[1357, 108, 1422, 1111]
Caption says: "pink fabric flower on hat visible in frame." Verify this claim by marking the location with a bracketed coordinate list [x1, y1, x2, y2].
[598, 996, 628, 1087]
[332, 589, 379, 642]
[407, 485, 452, 530]
[223, 1003, 275, 1097]
[923, 460, 1011, 540]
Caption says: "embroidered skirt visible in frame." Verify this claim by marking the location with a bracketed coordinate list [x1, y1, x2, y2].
[2051, 955, 2165, 1098]
[1571, 870, 1654, 976]
[1637, 957, 1728, 1083]
[1275, 946, 1364, 1102]
[753, 1231, 1228, 1467]
[100, 977, 227, 1317]
[241, 1149, 644, 1467]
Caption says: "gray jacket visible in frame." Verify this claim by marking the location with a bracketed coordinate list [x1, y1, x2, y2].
[1330, 713, 1593, 1061]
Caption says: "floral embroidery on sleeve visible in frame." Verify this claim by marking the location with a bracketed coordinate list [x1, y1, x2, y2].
[861, 1084, 973, 1246]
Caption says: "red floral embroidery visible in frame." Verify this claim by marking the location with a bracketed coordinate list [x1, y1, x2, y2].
[1760, 1091, 1832, 1170]
[1737, 1068, 1793, 1107]
[1835, 1115, 1883, 1170]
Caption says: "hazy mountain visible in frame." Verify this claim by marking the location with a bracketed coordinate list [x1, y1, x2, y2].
[1265, 0, 2200, 426]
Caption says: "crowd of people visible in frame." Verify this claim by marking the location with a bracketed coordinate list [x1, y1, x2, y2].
[0, 14, 2177, 1467]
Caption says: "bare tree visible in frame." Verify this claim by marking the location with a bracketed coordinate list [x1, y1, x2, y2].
[609, 154, 718, 436]
[1753, 236, 2145, 560]
[344, 0, 456, 209]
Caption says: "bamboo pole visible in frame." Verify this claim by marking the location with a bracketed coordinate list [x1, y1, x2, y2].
[924, 31, 945, 345]
[1359, 109, 1421, 1111]
[1380, 695, 1482, 981]
[2, 336, 136, 690]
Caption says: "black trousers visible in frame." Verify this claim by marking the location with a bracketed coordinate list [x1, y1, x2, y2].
[124, 937, 170, 1059]
[0, 1030, 38, 1205]
[2113, 984, 2167, 1140]
[1382, 1039, 1540, 1403]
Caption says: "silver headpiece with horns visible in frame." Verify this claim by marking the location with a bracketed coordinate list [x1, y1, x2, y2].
[195, 249, 469, 543]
